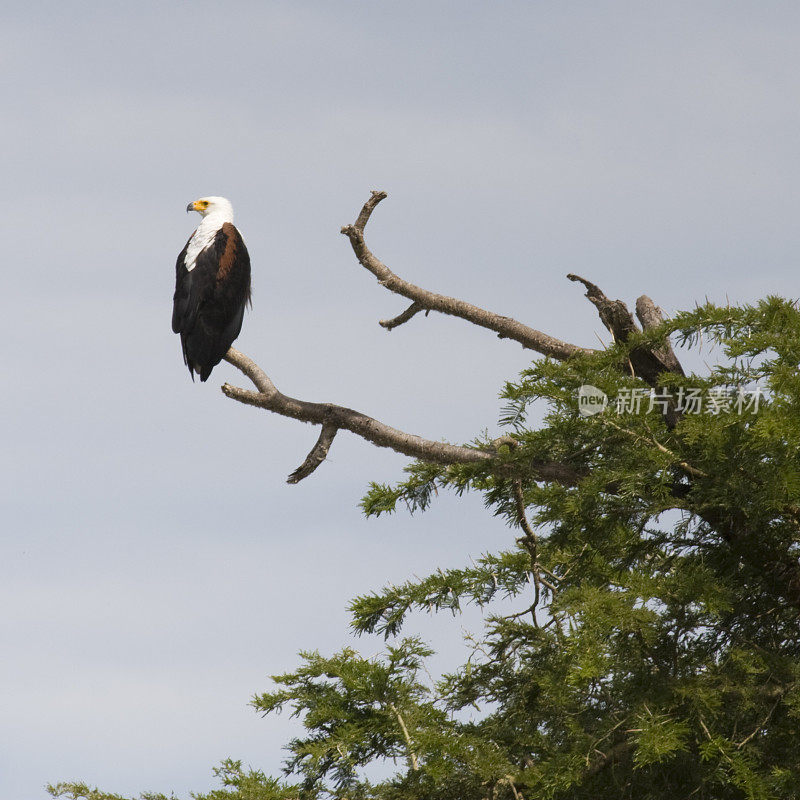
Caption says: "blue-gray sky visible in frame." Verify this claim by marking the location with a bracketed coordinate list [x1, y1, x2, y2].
[3, 2, 800, 797]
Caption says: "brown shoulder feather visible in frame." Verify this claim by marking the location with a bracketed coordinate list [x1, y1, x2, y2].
[217, 222, 241, 281]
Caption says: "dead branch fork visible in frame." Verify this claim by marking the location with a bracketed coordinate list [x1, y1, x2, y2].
[221, 190, 684, 483]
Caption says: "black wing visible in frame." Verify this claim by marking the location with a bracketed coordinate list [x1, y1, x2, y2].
[172, 235, 216, 335]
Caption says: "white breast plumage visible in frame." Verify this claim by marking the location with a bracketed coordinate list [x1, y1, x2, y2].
[184, 219, 222, 272]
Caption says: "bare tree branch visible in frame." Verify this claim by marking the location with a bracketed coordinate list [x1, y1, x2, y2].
[212, 193, 695, 484]
[287, 423, 338, 484]
[380, 301, 424, 331]
[635, 295, 666, 330]
[221, 348, 585, 485]
[568, 274, 685, 391]
[341, 191, 592, 360]
[343, 192, 686, 391]
[567, 273, 639, 343]
[221, 349, 494, 474]
[635, 295, 685, 376]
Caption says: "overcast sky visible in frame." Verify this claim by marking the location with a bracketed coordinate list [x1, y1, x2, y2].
[3, 2, 800, 798]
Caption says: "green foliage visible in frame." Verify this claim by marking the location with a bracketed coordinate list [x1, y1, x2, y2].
[250, 639, 442, 796]
[53, 298, 800, 799]
[189, 760, 299, 800]
[47, 783, 177, 800]
[349, 550, 533, 638]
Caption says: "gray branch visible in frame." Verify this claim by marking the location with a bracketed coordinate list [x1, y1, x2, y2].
[221, 349, 583, 485]
[379, 301, 424, 331]
[568, 273, 685, 391]
[214, 192, 690, 482]
[221, 349, 494, 477]
[567, 273, 640, 344]
[635, 295, 685, 376]
[342, 191, 592, 360]
[287, 423, 339, 484]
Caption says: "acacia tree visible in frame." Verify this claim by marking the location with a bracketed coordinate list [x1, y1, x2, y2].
[51, 193, 800, 800]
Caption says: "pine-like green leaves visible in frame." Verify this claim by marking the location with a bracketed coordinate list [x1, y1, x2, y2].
[349, 551, 533, 638]
[344, 297, 800, 798]
[52, 298, 800, 799]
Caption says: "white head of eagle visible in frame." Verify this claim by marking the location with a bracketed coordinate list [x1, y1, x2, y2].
[172, 196, 252, 382]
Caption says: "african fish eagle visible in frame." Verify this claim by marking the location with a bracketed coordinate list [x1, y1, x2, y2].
[172, 196, 251, 381]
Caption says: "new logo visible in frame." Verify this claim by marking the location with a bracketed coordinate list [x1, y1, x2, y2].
[577, 385, 608, 417]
